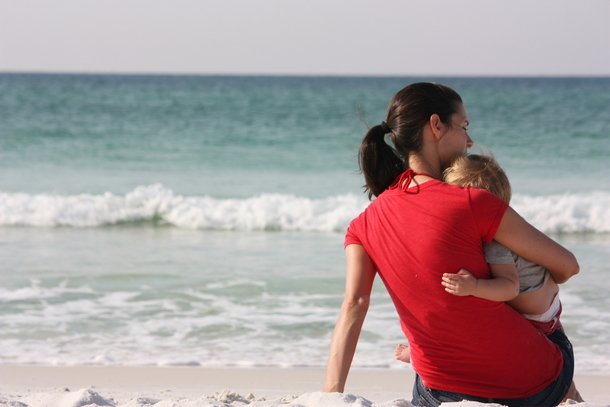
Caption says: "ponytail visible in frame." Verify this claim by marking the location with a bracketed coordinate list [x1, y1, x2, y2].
[358, 82, 463, 199]
[359, 124, 405, 199]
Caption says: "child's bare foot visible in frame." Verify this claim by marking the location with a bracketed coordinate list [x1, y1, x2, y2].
[394, 343, 411, 363]
[561, 382, 584, 404]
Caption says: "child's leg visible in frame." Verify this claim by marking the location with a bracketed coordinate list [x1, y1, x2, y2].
[394, 343, 411, 363]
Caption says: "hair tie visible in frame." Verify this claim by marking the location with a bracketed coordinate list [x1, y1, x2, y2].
[380, 121, 392, 134]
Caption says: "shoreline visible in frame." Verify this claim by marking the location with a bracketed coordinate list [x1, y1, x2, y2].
[1, 365, 609, 405]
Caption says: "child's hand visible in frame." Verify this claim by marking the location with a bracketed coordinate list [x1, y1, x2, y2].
[441, 269, 478, 296]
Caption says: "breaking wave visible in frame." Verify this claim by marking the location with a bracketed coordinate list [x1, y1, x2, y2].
[1, 185, 608, 234]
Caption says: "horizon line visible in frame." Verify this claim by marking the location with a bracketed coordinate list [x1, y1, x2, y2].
[1, 70, 610, 79]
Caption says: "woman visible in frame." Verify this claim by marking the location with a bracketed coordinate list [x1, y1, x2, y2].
[323, 83, 579, 406]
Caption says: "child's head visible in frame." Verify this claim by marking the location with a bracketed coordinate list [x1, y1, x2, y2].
[443, 154, 512, 204]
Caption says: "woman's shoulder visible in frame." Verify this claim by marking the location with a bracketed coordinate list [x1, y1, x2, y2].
[421, 180, 500, 205]
[456, 184, 507, 209]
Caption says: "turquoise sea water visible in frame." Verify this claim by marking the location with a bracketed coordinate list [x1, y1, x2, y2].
[0, 74, 609, 373]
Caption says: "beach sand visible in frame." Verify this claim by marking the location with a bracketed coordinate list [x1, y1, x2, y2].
[0, 366, 608, 406]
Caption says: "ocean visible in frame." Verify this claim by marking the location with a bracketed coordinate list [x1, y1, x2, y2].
[0, 74, 608, 374]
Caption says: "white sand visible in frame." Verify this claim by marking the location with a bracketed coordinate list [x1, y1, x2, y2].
[0, 366, 608, 407]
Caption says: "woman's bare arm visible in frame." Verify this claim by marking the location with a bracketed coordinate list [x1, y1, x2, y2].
[494, 207, 579, 284]
[323, 244, 376, 392]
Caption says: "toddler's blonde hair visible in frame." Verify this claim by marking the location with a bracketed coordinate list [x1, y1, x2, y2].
[443, 154, 512, 204]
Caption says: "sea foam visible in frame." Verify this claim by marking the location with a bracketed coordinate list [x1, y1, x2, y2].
[0, 185, 367, 232]
[1, 185, 609, 233]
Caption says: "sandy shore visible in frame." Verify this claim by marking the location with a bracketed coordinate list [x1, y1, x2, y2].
[0, 366, 608, 406]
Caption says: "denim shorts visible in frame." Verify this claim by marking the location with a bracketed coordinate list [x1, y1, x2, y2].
[412, 328, 574, 407]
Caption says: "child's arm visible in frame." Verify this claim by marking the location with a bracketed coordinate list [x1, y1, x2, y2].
[441, 264, 519, 301]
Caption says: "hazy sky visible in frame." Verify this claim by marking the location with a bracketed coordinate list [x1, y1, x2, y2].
[1, 0, 609, 76]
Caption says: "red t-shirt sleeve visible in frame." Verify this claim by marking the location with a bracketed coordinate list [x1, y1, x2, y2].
[468, 187, 508, 242]
[344, 216, 363, 248]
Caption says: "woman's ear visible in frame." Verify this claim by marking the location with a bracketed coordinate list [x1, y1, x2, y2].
[429, 114, 444, 141]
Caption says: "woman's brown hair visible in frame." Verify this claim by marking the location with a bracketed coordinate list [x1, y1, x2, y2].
[359, 82, 463, 199]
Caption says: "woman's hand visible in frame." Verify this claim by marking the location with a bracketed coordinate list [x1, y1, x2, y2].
[442, 269, 477, 296]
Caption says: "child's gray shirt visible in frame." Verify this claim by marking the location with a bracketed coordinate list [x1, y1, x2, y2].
[483, 241, 550, 293]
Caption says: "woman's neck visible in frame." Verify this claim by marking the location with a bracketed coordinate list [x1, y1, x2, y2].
[408, 154, 442, 180]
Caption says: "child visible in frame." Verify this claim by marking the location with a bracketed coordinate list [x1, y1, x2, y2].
[396, 155, 575, 381]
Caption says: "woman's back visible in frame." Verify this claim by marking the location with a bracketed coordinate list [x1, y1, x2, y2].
[345, 177, 563, 398]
